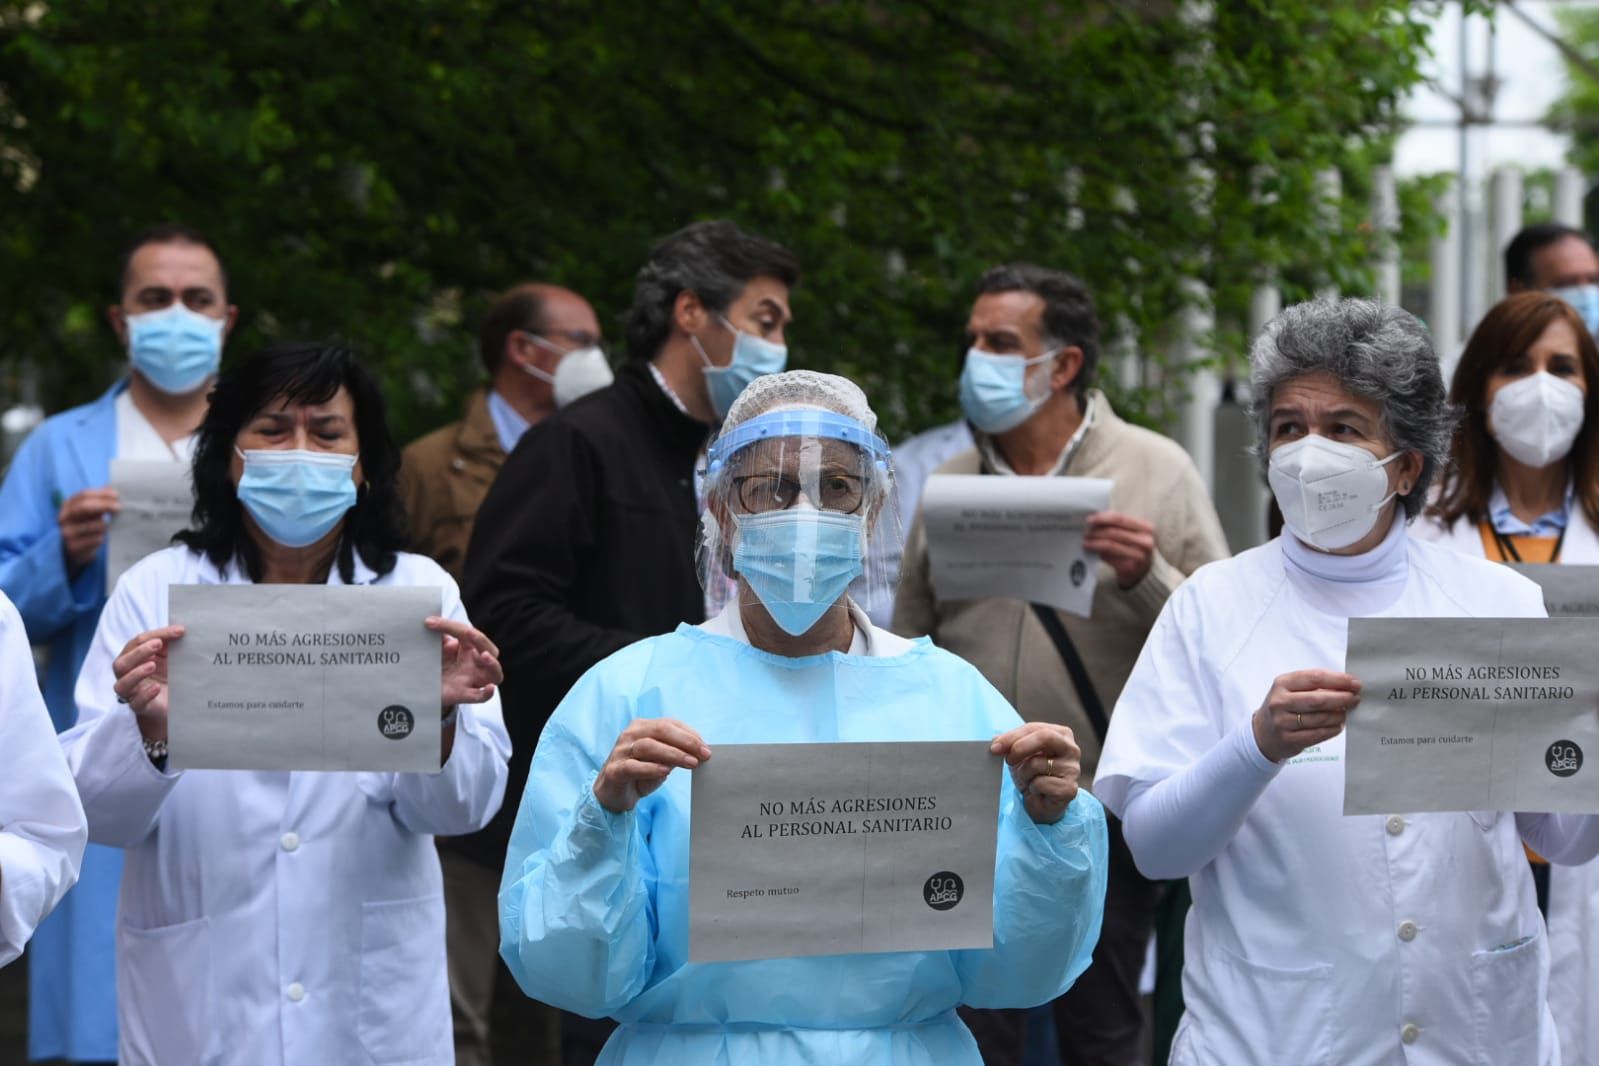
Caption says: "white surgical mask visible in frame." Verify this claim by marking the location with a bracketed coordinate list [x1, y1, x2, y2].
[1268, 435, 1401, 551]
[522, 335, 615, 408]
[1489, 371, 1585, 469]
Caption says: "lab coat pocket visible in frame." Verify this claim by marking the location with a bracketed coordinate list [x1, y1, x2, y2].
[1203, 947, 1335, 1066]
[358, 894, 452, 1064]
[1470, 929, 1546, 1066]
[119, 915, 216, 1065]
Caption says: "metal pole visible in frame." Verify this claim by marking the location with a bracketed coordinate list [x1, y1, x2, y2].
[1488, 168, 1524, 298]
[1372, 165, 1401, 305]
[1556, 166, 1586, 228]
[1432, 182, 1464, 381]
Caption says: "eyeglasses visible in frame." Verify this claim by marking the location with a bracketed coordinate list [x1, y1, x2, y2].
[524, 329, 604, 353]
[732, 473, 867, 514]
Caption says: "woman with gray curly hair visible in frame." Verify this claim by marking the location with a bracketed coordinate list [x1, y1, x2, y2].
[1095, 297, 1599, 1064]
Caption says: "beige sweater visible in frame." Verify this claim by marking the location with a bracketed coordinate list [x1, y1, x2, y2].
[893, 391, 1229, 787]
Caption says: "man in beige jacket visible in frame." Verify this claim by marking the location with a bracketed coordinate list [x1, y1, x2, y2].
[894, 263, 1227, 1066]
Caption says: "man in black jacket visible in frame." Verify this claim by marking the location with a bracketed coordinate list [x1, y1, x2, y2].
[459, 218, 798, 1064]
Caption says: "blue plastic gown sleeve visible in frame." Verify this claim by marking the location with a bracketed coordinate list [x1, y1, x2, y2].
[0, 426, 102, 642]
[499, 646, 660, 1017]
[955, 782, 1108, 1009]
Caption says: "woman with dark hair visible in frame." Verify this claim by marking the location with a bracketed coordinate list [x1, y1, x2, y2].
[61, 342, 511, 1066]
[1416, 291, 1599, 1065]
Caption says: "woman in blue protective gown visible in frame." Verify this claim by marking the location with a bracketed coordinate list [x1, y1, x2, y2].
[499, 370, 1109, 1064]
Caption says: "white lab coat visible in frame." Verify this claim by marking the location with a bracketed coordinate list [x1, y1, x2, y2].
[0, 591, 86, 968]
[63, 545, 511, 1066]
[1415, 506, 1599, 1066]
[1097, 526, 1590, 1066]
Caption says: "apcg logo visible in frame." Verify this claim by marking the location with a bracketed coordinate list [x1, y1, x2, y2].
[923, 872, 964, 911]
[378, 705, 415, 740]
[1547, 740, 1583, 778]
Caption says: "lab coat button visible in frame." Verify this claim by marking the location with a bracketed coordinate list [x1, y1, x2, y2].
[286, 982, 306, 1003]
[1386, 815, 1405, 836]
[1400, 1023, 1420, 1044]
[280, 832, 300, 853]
[1397, 920, 1418, 942]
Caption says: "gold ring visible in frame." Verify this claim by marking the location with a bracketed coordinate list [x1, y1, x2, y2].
[1296, 713, 1303, 730]
[1047, 757, 1055, 775]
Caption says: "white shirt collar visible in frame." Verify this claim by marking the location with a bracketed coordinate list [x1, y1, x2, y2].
[648, 361, 693, 416]
[485, 389, 530, 454]
[977, 393, 1096, 477]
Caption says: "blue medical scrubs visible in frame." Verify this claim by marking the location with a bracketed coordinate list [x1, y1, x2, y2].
[0, 381, 125, 1061]
[500, 623, 1109, 1065]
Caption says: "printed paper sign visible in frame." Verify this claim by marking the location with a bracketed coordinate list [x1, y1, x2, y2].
[689, 740, 999, 962]
[921, 474, 1113, 618]
[1508, 564, 1599, 618]
[1343, 617, 1599, 815]
[167, 584, 442, 772]
[108, 460, 194, 590]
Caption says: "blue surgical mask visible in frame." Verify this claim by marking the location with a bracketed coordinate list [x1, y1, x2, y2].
[958, 347, 1060, 434]
[733, 508, 865, 636]
[235, 448, 359, 548]
[694, 316, 788, 419]
[1552, 284, 1599, 336]
[126, 304, 225, 395]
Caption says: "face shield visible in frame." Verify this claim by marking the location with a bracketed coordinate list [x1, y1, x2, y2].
[698, 408, 901, 636]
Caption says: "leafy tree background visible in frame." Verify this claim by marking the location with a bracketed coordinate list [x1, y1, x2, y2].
[1, 1, 1442, 445]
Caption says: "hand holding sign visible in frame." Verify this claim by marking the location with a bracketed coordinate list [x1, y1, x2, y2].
[59, 487, 121, 574]
[594, 718, 712, 814]
[1251, 669, 1362, 764]
[1083, 511, 1156, 589]
[111, 624, 187, 740]
[990, 722, 1081, 824]
[427, 616, 503, 711]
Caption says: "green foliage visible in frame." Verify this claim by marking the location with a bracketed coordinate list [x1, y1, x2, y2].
[1551, 5, 1599, 225]
[0, 0, 1439, 443]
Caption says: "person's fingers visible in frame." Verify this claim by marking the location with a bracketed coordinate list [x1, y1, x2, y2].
[634, 718, 712, 760]
[113, 658, 160, 701]
[612, 759, 674, 784]
[425, 617, 500, 659]
[629, 736, 703, 769]
[1086, 511, 1154, 534]
[474, 649, 504, 685]
[1005, 726, 1070, 766]
[1083, 524, 1155, 547]
[1279, 690, 1359, 715]
[989, 726, 1027, 754]
[113, 639, 165, 682]
[1279, 670, 1361, 694]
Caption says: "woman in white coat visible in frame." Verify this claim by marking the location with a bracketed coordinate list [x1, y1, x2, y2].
[1415, 289, 1599, 1066]
[62, 342, 511, 1066]
[1096, 297, 1599, 1065]
[0, 589, 86, 968]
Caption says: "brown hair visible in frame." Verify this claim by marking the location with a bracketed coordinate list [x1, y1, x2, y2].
[1431, 291, 1599, 529]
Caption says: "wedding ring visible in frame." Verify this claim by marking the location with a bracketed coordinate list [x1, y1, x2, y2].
[1047, 757, 1055, 775]
[1296, 713, 1303, 730]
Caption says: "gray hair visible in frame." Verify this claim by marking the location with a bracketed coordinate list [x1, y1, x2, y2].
[1249, 297, 1455, 519]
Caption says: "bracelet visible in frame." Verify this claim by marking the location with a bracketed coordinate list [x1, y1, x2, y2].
[142, 736, 168, 764]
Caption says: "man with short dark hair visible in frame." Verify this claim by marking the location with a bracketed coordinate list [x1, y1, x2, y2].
[0, 223, 235, 1063]
[1505, 221, 1599, 333]
[462, 219, 798, 1064]
[895, 263, 1227, 1066]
